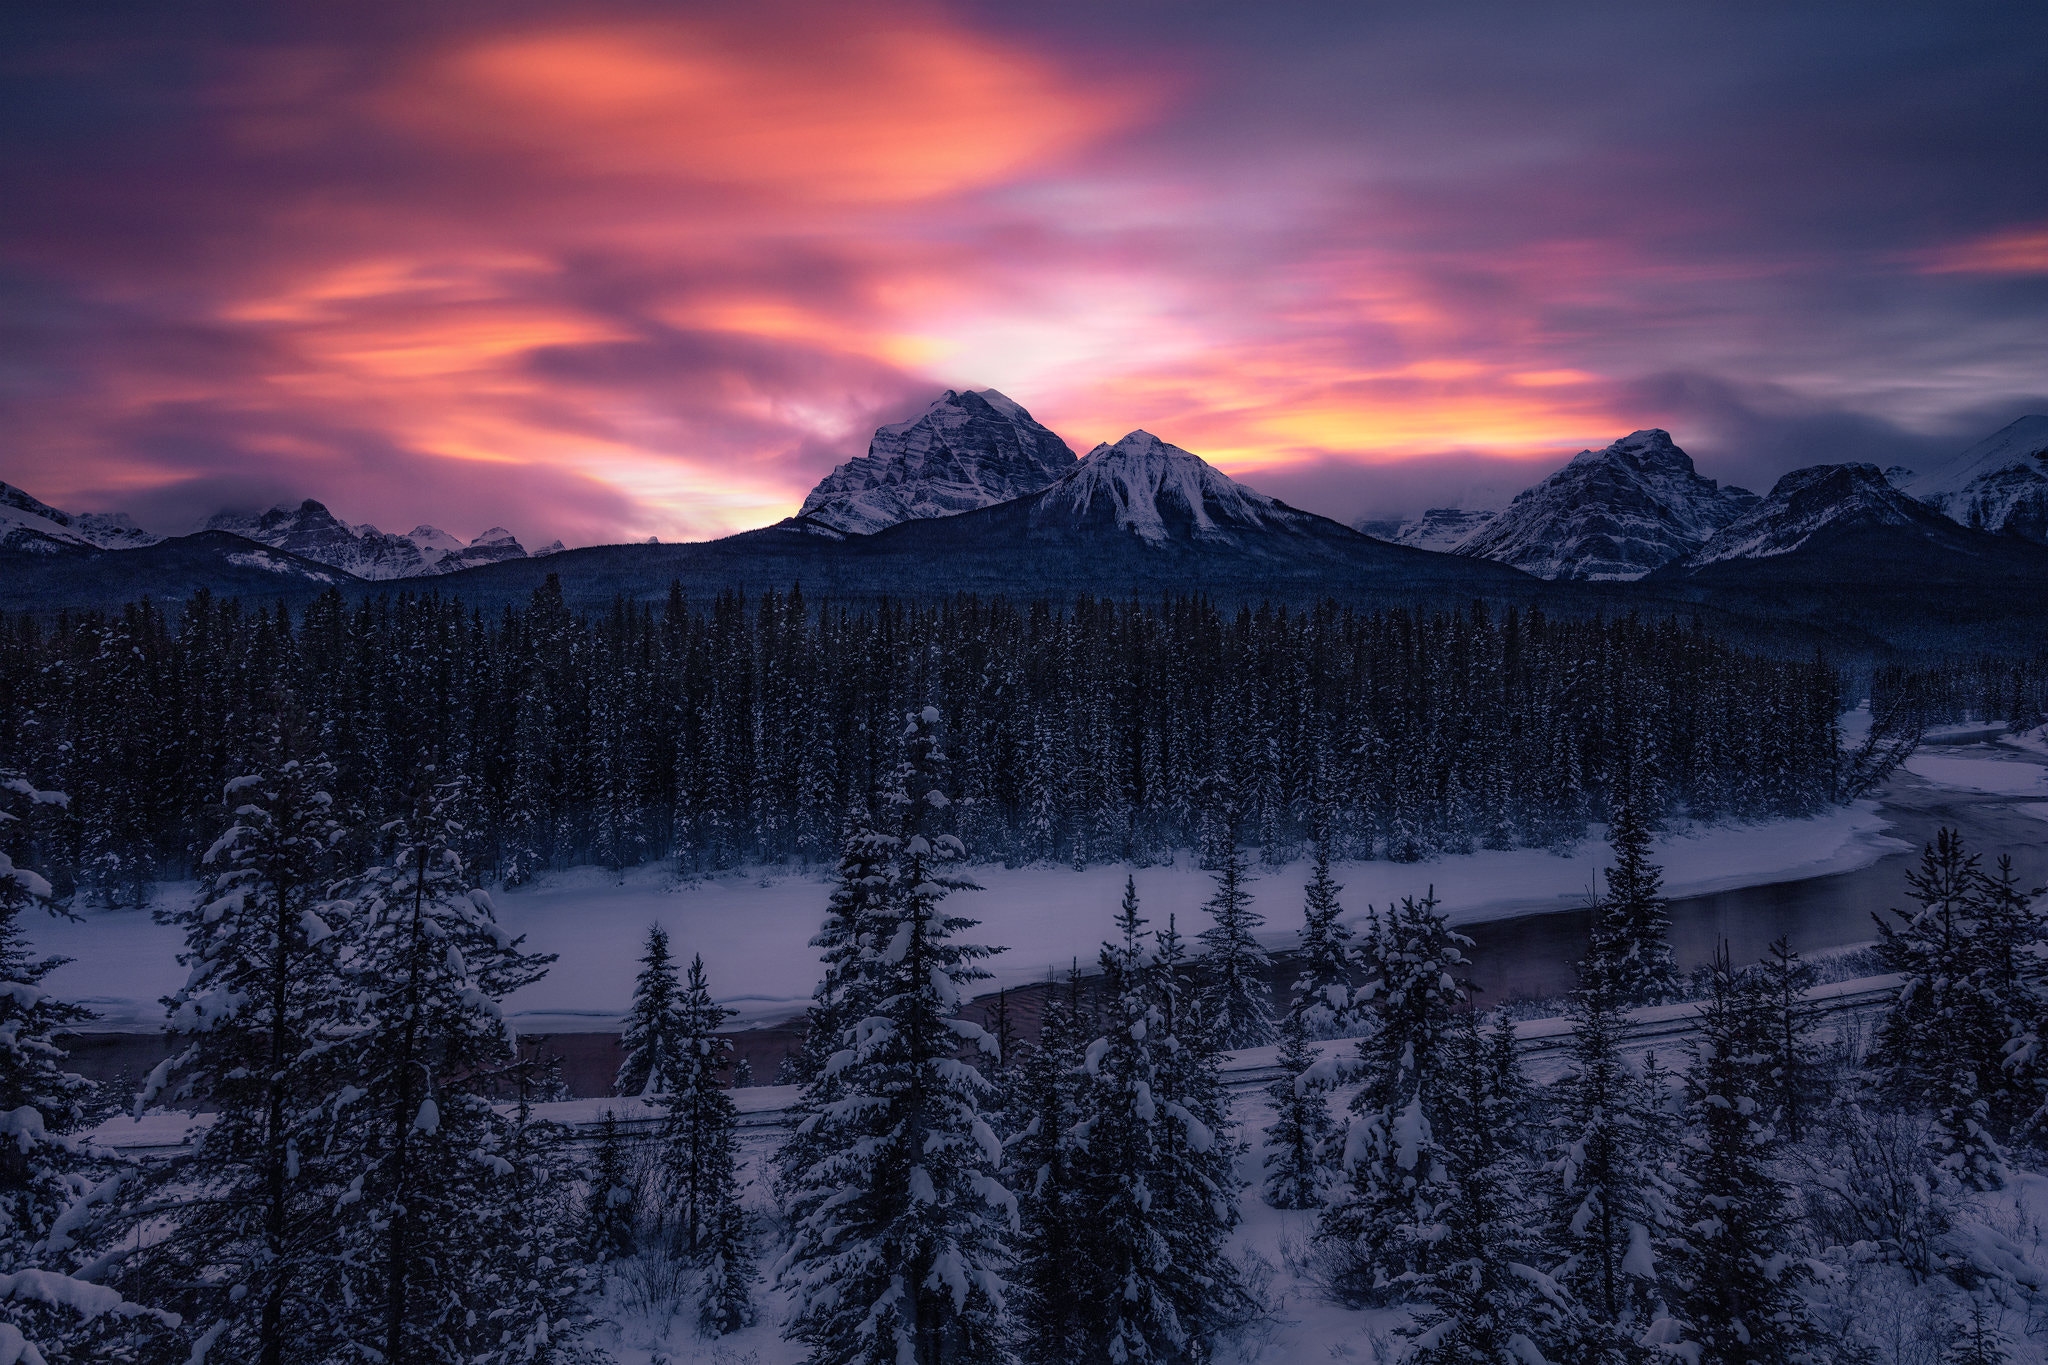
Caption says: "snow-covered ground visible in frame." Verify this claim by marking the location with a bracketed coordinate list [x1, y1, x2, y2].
[38, 803, 1904, 1032]
[1902, 751, 2048, 797]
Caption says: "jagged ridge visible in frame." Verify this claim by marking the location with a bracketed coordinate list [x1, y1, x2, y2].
[798, 388, 1076, 535]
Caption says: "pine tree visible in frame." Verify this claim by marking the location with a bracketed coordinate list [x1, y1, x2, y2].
[469, 1053, 604, 1364]
[584, 1110, 638, 1267]
[776, 706, 1013, 1365]
[1317, 890, 1472, 1301]
[1064, 882, 1251, 1361]
[332, 772, 568, 1365]
[1261, 1006, 1337, 1209]
[1399, 1013, 1550, 1364]
[1667, 947, 1822, 1363]
[1009, 967, 1088, 1365]
[616, 922, 687, 1098]
[1289, 822, 1354, 1040]
[1943, 1298, 2014, 1365]
[1586, 788, 1678, 1005]
[792, 798, 891, 1089]
[1754, 938, 1820, 1143]
[0, 771, 174, 1362]
[1540, 983, 1672, 1357]
[129, 747, 356, 1365]
[659, 954, 743, 1266]
[1196, 824, 1272, 1049]
[1873, 829, 2025, 1187]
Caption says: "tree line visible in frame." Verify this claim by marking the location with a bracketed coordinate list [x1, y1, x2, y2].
[0, 580, 1848, 908]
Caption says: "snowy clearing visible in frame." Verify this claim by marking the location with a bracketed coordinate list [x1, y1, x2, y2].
[40, 802, 1903, 1031]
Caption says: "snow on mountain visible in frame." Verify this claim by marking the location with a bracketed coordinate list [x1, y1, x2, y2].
[1454, 429, 1756, 580]
[204, 500, 530, 578]
[1903, 415, 2048, 543]
[798, 388, 1077, 535]
[1682, 463, 1925, 565]
[1029, 429, 1301, 546]
[1356, 507, 1498, 552]
[0, 482, 162, 554]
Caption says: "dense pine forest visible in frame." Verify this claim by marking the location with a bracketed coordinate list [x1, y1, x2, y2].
[0, 579, 1853, 904]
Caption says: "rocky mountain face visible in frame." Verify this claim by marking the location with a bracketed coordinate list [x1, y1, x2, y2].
[1024, 429, 1310, 547]
[204, 500, 535, 579]
[1680, 463, 1936, 566]
[1454, 429, 1756, 580]
[0, 482, 162, 554]
[1356, 507, 1498, 552]
[798, 388, 1077, 535]
[1903, 415, 2048, 544]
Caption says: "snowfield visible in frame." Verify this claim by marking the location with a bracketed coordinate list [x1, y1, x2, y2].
[39, 802, 1904, 1032]
[1902, 751, 2048, 797]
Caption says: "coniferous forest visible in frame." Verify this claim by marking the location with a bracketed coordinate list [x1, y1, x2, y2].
[0, 579, 1851, 905]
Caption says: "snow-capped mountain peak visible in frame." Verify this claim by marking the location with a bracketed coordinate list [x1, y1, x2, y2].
[1682, 463, 1922, 565]
[1356, 507, 1498, 552]
[0, 481, 162, 554]
[1454, 428, 1756, 580]
[1032, 429, 1290, 545]
[1903, 415, 2048, 543]
[798, 388, 1077, 535]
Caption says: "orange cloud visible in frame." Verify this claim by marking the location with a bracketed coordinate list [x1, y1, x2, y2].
[385, 16, 1149, 207]
[1919, 225, 2048, 275]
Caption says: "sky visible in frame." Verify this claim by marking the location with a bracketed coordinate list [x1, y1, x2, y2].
[4, 0, 2047, 547]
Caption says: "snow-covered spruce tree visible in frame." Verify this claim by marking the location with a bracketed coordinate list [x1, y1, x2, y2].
[331, 773, 573, 1365]
[1008, 967, 1089, 1365]
[127, 748, 356, 1365]
[1585, 787, 1678, 1005]
[1943, 1298, 2015, 1365]
[659, 953, 748, 1324]
[775, 706, 1014, 1365]
[616, 922, 687, 1098]
[1316, 890, 1472, 1301]
[583, 1110, 638, 1267]
[0, 772, 175, 1363]
[1539, 982, 1674, 1357]
[1262, 1004, 1338, 1210]
[1064, 882, 1250, 1361]
[792, 798, 892, 1090]
[1665, 946, 1823, 1363]
[1289, 820, 1355, 1040]
[469, 1055, 603, 1363]
[1196, 820, 1272, 1049]
[1754, 937, 1821, 1144]
[1399, 1012, 1551, 1364]
[1872, 829, 2030, 1187]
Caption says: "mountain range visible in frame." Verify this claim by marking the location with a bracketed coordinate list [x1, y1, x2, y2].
[5, 397, 2047, 653]
[204, 501, 561, 579]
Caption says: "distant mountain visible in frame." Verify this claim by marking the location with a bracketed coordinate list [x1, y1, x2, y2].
[1645, 462, 2048, 649]
[0, 482, 161, 555]
[1355, 507, 1497, 552]
[1681, 463, 1932, 566]
[205, 500, 531, 578]
[1903, 415, 2048, 544]
[797, 388, 1077, 535]
[1455, 429, 1756, 580]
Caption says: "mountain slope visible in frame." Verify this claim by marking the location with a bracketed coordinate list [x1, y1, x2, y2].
[797, 388, 1077, 535]
[1903, 415, 2048, 543]
[0, 531, 359, 613]
[1356, 508, 1497, 552]
[0, 482, 161, 554]
[1456, 429, 1756, 580]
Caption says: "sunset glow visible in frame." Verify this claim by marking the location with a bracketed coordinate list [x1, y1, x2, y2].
[4, 2, 2046, 543]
